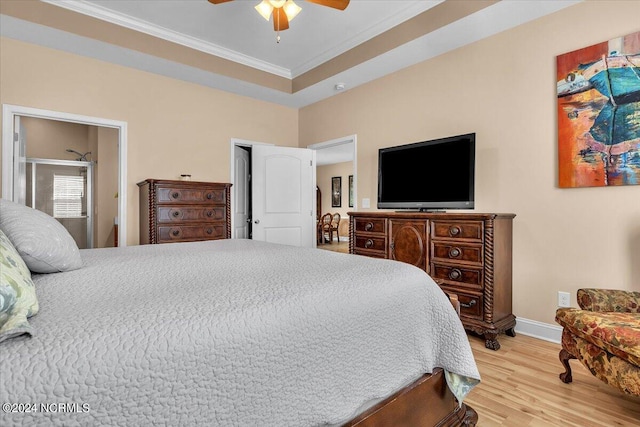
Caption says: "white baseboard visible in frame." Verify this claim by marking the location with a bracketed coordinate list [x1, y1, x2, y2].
[514, 317, 562, 344]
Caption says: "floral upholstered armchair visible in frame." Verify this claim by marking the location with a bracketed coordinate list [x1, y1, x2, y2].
[555, 288, 640, 396]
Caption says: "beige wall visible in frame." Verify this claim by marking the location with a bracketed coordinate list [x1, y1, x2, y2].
[89, 126, 119, 248]
[23, 116, 89, 159]
[299, 1, 640, 325]
[0, 37, 299, 246]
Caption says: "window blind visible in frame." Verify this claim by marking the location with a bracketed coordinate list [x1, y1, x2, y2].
[53, 174, 85, 218]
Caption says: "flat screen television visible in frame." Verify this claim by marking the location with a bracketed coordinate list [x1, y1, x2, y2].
[377, 133, 475, 211]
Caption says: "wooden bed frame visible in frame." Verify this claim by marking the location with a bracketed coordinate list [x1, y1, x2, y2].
[344, 293, 477, 426]
[344, 368, 477, 426]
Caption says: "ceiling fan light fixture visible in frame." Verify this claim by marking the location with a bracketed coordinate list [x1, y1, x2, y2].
[283, 0, 301, 21]
[211, 0, 350, 43]
[255, 0, 274, 21]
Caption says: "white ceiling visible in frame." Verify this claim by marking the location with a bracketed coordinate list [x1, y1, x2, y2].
[315, 141, 354, 165]
[0, 0, 581, 107]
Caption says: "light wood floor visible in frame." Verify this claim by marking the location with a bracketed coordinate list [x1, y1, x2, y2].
[465, 333, 640, 426]
[317, 240, 349, 253]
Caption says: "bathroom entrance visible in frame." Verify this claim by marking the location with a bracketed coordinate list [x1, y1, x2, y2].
[12, 115, 119, 249]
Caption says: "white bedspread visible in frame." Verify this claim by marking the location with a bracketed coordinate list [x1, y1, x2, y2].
[0, 239, 479, 426]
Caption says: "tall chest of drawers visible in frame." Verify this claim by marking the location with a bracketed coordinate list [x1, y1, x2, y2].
[349, 211, 516, 350]
[138, 179, 231, 245]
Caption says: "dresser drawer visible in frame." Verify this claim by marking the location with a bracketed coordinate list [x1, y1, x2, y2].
[354, 218, 386, 234]
[157, 206, 225, 223]
[156, 187, 226, 204]
[353, 249, 388, 259]
[441, 288, 483, 319]
[354, 235, 387, 252]
[431, 242, 482, 265]
[430, 262, 483, 290]
[157, 224, 226, 242]
[431, 221, 483, 241]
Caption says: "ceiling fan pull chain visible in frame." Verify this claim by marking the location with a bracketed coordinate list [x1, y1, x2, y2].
[276, 8, 281, 43]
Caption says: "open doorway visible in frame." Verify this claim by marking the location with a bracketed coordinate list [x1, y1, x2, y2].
[229, 138, 316, 247]
[2, 105, 128, 247]
[308, 135, 357, 253]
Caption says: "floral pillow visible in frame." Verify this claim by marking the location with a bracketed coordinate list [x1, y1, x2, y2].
[0, 199, 83, 273]
[0, 229, 39, 343]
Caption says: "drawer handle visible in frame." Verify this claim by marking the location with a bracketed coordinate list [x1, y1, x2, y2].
[172, 229, 180, 236]
[172, 192, 180, 199]
[206, 210, 213, 217]
[449, 268, 462, 280]
[364, 239, 374, 248]
[461, 299, 477, 308]
[206, 193, 213, 200]
[449, 226, 461, 236]
[172, 210, 180, 217]
[365, 222, 373, 231]
[206, 228, 213, 235]
[449, 247, 461, 258]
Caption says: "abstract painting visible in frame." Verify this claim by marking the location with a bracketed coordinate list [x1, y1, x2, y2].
[557, 31, 640, 188]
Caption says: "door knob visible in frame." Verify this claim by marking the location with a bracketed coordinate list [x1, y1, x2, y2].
[254, 219, 260, 224]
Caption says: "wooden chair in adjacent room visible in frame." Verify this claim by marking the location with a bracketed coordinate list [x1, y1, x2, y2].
[318, 213, 333, 244]
[330, 213, 341, 243]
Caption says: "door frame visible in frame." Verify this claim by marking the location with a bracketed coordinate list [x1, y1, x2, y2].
[2, 104, 129, 246]
[307, 134, 358, 211]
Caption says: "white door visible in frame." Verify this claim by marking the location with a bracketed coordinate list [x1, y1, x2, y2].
[233, 146, 250, 238]
[252, 145, 315, 247]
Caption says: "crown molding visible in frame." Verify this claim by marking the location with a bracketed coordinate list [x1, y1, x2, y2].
[290, 0, 442, 77]
[40, 0, 293, 79]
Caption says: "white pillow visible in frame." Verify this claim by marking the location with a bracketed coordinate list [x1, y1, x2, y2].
[0, 199, 83, 273]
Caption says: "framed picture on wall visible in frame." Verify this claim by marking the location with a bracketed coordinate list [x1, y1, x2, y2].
[348, 175, 354, 207]
[557, 30, 640, 188]
[331, 176, 341, 207]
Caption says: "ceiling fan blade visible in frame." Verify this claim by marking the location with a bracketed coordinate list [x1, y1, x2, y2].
[304, 0, 349, 11]
[273, 7, 290, 31]
[207, 0, 233, 4]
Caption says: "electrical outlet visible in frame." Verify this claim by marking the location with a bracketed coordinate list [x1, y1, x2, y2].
[558, 291, 571, 307]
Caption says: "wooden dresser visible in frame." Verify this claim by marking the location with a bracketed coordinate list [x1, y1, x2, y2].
[138, 179, 231, 245]
[349, 211, 516, 350]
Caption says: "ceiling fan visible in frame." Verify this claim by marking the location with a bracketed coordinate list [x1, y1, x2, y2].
[208, 0, 350, 42]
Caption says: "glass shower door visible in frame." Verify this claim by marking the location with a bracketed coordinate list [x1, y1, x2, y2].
[26, 158, 93, 249]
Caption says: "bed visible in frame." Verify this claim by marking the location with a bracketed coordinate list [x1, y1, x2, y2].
[0, 237, 480, 426]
